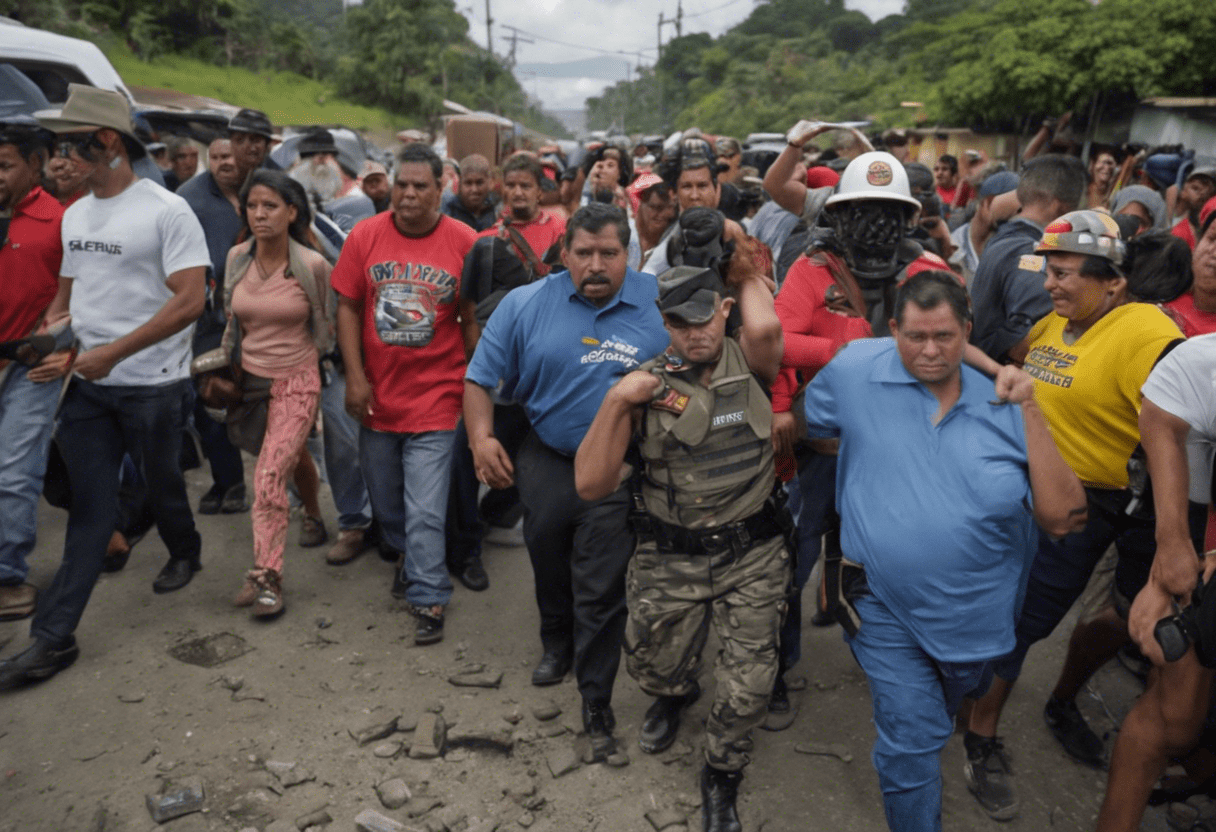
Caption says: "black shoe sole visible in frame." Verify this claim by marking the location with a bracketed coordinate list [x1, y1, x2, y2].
[414, 627, 444, 645]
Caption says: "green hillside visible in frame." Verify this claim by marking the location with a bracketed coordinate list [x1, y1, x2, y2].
[105, 43, 403, 132]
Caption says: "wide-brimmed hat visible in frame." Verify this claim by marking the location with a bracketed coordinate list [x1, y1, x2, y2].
[34, 83, 135, 137]
[228, 108, 276, 139]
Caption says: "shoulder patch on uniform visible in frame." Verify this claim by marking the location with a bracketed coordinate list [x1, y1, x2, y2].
[652, 388, 690, 414]
[1018, 254, 1046, 273]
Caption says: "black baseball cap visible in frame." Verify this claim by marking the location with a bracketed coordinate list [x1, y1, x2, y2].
[657, 266, 724, 325]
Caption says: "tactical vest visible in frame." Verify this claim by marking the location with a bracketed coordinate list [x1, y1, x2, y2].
[637, 338, 774, 530]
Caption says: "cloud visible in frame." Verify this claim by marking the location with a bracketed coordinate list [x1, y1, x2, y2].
[456, 0, 905, 114]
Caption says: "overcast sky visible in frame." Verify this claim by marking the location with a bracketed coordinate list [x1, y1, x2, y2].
[454, 0, 905, 112]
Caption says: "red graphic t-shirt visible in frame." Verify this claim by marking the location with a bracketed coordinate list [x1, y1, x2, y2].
[479, 210, 567, 269]
[331, 213, 476, 433]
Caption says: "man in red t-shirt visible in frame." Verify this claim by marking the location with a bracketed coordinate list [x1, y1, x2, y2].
[1170, 169, 1216, 250]
[934, 154, 974, 217]
[1166, 198, 1216, 337]
[0, 124, 71, 622]
[332, 143, 476, 645]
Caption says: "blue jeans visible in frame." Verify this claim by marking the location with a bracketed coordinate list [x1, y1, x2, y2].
[781, 451, 837, 669]
[0, 364, 60, 585]
[847, 594, 991, 832]
[32, 379, 200, 645]
[359, 427, 454, 607]
[320, 369, 371, 530]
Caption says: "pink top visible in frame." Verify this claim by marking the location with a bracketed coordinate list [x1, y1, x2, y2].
[230, 263, 318, 378]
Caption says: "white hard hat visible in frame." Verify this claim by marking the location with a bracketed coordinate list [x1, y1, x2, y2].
[825, 151, 921, 211]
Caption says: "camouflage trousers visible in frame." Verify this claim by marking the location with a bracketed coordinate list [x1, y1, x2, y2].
[624, 534, 790, 771]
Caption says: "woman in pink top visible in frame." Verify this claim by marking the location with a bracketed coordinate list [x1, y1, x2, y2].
[220, 171, 335, 617]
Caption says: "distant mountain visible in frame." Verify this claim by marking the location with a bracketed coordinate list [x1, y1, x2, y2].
[515, 56, 634, 81]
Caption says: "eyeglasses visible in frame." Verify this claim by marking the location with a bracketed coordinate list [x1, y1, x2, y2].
[56, 132, 102, 160]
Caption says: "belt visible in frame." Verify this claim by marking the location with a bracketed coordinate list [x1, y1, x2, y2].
[643, 509, 785, 557]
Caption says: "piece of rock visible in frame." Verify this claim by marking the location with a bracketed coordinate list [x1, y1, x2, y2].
[503, 710, 523, 725]
[117, 691, 146, 703]
[425, 702, 444, 714]
[373, 741, 402, 759]
[446, 724, 515, 753]
[167, 632, 251, 668]
[546, 747, 579, 778]
[466, 819, 497, 832]
[503, 776, 536, 802]
[659, 741, 693, 764]
[354, 808, 407, 832]
[396, 713, 420, 732]
[404, 795, 444, 818]
[295, 807, 333, 829]
[376, 778, 412, 810]
[645, 809, 687, 831]
[448, 669, 503, 688]
[409, 713, 446, 759]
[145, 775, 205, 823]
[605, 750, 630, 767]
[793, 741, 853, 763]
[538, 723, 567, 738]
[350, 716, 400, 746]
[266, 760, 316, 787]
[264, 821, 295, 832]
[517, 813, 535, 828]
[530, 703, 561, 722]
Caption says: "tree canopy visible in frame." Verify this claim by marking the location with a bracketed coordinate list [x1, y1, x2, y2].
[587, 0, 1216, 136]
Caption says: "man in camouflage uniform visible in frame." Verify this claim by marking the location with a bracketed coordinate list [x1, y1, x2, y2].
[575, 245, 788, 832]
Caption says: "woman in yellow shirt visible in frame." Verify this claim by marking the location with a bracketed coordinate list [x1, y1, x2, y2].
[964, 211, 1191, 820]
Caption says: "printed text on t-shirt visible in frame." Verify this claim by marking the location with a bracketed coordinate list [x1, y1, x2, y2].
[1023, 344, 1076, 388]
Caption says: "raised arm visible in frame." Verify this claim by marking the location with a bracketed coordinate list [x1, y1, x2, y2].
[575, 371, 658, 501]
[727, 237, 783, 384]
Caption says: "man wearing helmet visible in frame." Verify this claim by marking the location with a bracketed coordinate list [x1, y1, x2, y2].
[963, 211, 1187, 821]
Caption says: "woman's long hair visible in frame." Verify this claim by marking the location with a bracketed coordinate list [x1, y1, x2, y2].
[238, 169, 320, 251]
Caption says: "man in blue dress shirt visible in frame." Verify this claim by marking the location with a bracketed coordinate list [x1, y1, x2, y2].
[803, 271, 1086, 832]
[464, 203, 669, 758]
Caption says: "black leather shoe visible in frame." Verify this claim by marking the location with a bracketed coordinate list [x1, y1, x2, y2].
[701, 764, 744, 832]
[197, 483, 225, 515]
[582, 697, 618, 761]
[219, 483, 248, 514]
[768, 675, 790, 714]
[531, 648, 572, 686]
[458, 557, 489, 592]
[0, 637, 79, 690]
[152, 557, 200, 594]
[639, 683, 701, 754]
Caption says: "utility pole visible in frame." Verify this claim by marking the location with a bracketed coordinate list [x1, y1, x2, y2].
[676, 0, 683, 37]
[501, 25, 534, 69]
[657, 13, 666, 60]
[484, 0, 493, 57]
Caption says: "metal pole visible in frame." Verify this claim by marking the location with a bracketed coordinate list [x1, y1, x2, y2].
[485, 0, 493, 57]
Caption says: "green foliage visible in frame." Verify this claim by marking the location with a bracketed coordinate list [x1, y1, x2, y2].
[591, 0, 1216, 137]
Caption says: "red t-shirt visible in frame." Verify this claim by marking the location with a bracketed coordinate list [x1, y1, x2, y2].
[479, 210, 567, 266]
[1171, 218, 1197, 250]
[1165, 292, 1216, 337]
[937, 181, 974, 209]
[0, 186, 63, 342]
[331, 213, 476, 433]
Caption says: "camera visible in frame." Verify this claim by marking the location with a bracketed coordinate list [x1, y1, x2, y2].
[1154, 574, 1209, 663]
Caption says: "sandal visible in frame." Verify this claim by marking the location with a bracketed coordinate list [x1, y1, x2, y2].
[252, 569, 284, 619]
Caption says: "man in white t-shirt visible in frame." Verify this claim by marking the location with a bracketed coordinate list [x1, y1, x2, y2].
[1097, 333, 1216, 831]
[0, 85, 210, 691]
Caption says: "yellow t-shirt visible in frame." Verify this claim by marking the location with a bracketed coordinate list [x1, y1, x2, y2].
[1022, 303, 1182, 488]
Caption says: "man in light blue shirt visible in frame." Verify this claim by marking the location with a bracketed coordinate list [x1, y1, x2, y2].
[804, 271, 1085, 832]
[464, 203, 668, 758]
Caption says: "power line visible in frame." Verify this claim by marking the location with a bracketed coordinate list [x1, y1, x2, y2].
[496, 23, 657, 59]
[682, 0, 750, 20]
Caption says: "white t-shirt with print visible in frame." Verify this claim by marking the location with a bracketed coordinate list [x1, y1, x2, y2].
[1141, 333, 1216, 504]
[61, 178, 210, 386]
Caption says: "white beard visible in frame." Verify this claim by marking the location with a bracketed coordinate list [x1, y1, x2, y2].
[291, 157, 342, 203]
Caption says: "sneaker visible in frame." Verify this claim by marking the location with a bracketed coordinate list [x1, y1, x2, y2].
[411, 604, 444, 645]
[197, 483, 226, 515]
[298, 515, 328, 548]
[326, 529, 367, 565]
[963, 732, 1018, 821]
[1043, 696, 1106, 767]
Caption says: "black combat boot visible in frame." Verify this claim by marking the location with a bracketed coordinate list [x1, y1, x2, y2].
[700, 764, 743, 832]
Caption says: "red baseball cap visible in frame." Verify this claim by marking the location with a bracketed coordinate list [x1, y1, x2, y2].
[806, 166, 840, 189]
[1200, 195, 1216, 236]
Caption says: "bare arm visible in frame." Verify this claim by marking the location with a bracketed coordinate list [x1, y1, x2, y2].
[464, 380, 514, 489]
[762, 143, 808, 216]
[337, 294, 374, 422]
[1000, 368, 1087, 535]
[575, 371, 658, 501]
[728, 240, 783, 384]
[72, 266, 205, 381]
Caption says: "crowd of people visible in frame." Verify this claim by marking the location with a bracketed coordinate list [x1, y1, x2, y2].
[1, 82, 1215, 832]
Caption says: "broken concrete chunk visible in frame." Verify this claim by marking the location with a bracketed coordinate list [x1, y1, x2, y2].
[376, 778, 412, 810]
[265, 760, 316, 787]
[264, 821, 295, 832]
[294, 807, 333, 830]
[354, 808, 407, 832]
[645, 809, 688, 831]
[448, 669, 503, 688]
[546, 746, 579, 778]
[446, 724, 515, 753]
[350, 716, 401, 746]
[145, 776, 205, 824]
[168, 632, 251, 668]
[408, 713, 446, 759]
[373, 741, 402, 759]
[793, 741, 853, 763]
[530, 702, 561, 721]
[538, 723, 567, 738]
[659, 741, 694, 764]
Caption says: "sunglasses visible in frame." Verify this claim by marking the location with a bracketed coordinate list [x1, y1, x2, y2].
[56, 132, 103, 160]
